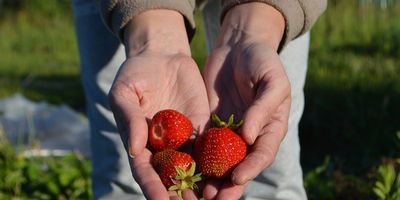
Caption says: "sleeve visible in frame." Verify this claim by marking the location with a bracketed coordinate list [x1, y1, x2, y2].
[221, 0, 328, 49]
[99, 0, 196, 42]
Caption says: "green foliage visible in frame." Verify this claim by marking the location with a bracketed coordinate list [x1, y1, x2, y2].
[190, 10, 207, 71]
[373, 160, 400, 200]
[0, 130, 92, 199]
[304, 156, 335, 199]
[304, 156, 373, 200]
[304, 131, 400, 200]
[373, 132, 400, 200]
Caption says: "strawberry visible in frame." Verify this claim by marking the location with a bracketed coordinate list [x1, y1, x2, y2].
[195, 114, 247, 178]
[148, 109, 193, 151]
[152, 149, 202, 197]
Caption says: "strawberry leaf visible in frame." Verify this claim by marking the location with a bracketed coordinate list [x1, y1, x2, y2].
[188, 162, 196, 176]
[227, 114, 234, 126]
[168, 162, 202, 198]
[174, 166, 187, 180]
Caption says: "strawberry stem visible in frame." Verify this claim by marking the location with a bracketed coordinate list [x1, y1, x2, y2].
[211, 114, 243, 131]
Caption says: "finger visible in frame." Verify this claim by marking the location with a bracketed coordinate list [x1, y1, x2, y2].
[203, 179, 248, 200]
[181, 188, 202, 200]
[241, 72, 291, 145]
[215, 181, 248, 200]
[231, 101, 290, 185]
[186, 112, 211, 137]
[108, 81, 148, 157]
[130, 149, 170, 200]
[202, 178, 222, 200]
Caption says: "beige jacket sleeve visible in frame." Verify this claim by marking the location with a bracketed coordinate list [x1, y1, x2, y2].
[220, 0, 328, 49]
[99, 0, 327, 48]
[99, 0, 196, 41]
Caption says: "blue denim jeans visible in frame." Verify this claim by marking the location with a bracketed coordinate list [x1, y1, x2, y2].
[72, 0, 309, 199]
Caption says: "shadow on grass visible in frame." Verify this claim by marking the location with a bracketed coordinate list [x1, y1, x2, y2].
[300, 83, 400, 175]
[0, 73, 85, 112]
[329, 36, 400, 58]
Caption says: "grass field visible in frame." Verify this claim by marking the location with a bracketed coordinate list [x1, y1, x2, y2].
[302, 0, 400, 173]
[0, 0, 399, 199]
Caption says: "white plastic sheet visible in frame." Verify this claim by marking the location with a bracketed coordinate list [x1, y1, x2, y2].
[0, 93, 90, 157]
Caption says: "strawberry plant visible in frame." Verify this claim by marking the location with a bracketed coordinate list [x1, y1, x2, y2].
[0, 129, 92, 199]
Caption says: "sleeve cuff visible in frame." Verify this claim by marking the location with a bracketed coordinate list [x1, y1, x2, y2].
[100, 0, 196, 42]
[221, 0, 327, 50]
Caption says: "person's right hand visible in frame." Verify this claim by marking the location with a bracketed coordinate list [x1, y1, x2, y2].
[108, 10, 209, 200]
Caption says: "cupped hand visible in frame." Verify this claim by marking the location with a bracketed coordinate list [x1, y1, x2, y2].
[202, 43, 291, 200]
[201, 3, 289, 199]
[108, 10, 209, 200]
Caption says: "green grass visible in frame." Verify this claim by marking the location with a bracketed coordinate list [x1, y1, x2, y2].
[0, 0, 83, 110]
[299, 2, 400, 198]
[0, 0, 400, 199]
[190, 9, 208, 70]
[301, 0, 400, 173]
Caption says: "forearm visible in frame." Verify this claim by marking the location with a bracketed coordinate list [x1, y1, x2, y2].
[99, 0, 196, 42]
[123, 9, 191, 57]
[219, 2, 285, 51]
[221, 0, 328, 50]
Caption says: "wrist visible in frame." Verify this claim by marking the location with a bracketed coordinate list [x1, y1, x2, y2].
[219, 2, 285, 51]
[123, 9, 191, 57]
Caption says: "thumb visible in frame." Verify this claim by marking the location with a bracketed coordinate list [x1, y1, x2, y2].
[108, 82, 148, 157]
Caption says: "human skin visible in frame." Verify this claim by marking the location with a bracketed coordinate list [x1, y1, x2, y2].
[202, 2, 288, 199]
[108, 9, 210, 200]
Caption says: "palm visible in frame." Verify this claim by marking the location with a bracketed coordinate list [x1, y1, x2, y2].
[116, 53, 208, 114]
[204, 42, 287, 119]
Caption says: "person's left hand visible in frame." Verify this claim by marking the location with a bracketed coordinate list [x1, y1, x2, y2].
[201, 3, 290, 199]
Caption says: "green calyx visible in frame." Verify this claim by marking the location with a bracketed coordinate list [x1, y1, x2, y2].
[168, 162, 202, 198]
[211, 114, 243, 131]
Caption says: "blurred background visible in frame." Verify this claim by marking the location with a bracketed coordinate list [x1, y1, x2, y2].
[0, 0, 399, 199]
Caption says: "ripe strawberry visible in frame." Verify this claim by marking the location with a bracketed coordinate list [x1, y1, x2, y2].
[148, 109, 193, 151]
[152, 149, 202, 197]
[195, 114, 247, 178]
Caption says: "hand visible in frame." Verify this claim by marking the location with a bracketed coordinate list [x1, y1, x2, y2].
[202, 3, 289, 199]
[108, 10, 209, 200]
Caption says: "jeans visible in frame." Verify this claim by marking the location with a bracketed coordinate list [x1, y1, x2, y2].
[72, 0, 309, 199]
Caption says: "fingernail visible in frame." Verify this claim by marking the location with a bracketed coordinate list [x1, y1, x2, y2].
[248, 135, 255, 145]
[128, 140, 135, 159]
[128, 149, 135, 159]
[247, 125, 260, 145]
[231, 172, 248, 185]
[244, 131, 255, 145]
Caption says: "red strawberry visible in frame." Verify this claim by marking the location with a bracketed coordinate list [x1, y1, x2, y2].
[148, 109, 193, 151]
[152, 149, 202, 197]
[195, 114, 247, 178]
